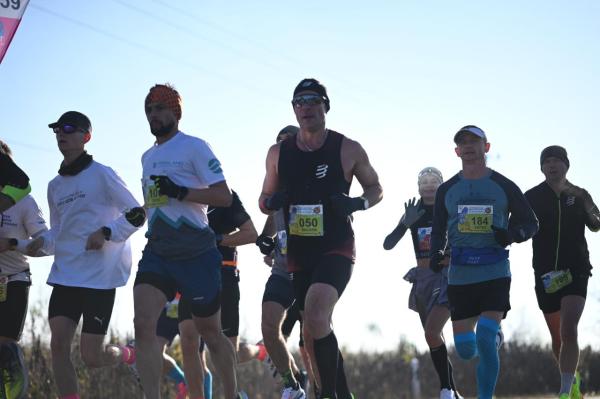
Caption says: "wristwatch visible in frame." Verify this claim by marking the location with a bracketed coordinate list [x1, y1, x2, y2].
[101, 226, 112, 241]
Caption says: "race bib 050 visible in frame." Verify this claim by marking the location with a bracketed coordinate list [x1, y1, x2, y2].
[289, 204, 324, 237]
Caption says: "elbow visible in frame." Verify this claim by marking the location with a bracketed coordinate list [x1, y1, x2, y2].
[218, 190, 233, 207]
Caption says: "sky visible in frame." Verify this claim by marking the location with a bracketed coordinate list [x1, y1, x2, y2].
[2, 0, 600, 353]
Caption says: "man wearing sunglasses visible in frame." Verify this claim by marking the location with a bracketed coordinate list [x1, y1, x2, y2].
[133, 84, 245, 399]
[26, 110, 146, 399]
[0, 144, 31, 213]
[259, 79, 383, 399]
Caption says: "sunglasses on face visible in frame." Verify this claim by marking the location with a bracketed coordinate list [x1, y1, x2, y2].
[291, 94, 324, 107]
[53, 125, 85, 134]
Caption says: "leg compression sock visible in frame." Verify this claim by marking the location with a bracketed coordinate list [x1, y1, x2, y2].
[167, 363, 186, 385]
[313, 331, 340, 398]
[335, 350, 352, 399]
[476, 317, 500, 399]
[204, 369, 213, 399]
[560, 372, 575, 395]
[430, 343, 452, 389]
[454, 331, 478, 360]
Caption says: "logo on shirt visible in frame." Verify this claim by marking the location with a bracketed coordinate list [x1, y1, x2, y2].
[566, 196, 576, 206]
[315, 164, 328, 179]
[208, 158, 222, 174]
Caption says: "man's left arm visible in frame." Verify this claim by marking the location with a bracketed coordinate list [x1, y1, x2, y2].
[506, 181, 539, 244]
[351, 141, 383, 209]
[219, 192, 258, 247]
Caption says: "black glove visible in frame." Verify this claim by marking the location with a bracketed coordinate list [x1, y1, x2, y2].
[429, 250, 445, 273]
[150, 175, 189, 201]
[491, 225, 512, 247]
[255, 234, 275, 255]
[125, 207, 146, 227]
[264, 192, 287, 211]
[330, 193, 366, 219]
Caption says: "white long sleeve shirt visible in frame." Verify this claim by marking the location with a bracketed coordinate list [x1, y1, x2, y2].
[0, 195, 48, 281]
[43, 161, 142, 289]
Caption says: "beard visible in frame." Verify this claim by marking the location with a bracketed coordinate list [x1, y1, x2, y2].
[151, 120, 175, 137]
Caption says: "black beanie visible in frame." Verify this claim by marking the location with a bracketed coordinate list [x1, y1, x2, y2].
[293, 78, 330, 112]
[540, 145, 570, 169]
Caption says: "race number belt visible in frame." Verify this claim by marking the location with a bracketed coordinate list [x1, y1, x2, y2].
[289, 204, 324, 237]
[541, 269, 573, 294]
[458, 205, 493, 233]
[142, 178, 169, 208]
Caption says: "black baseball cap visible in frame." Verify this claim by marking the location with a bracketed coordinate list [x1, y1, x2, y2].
[48, 111, 92, 133]
[293, 78, 330, 111]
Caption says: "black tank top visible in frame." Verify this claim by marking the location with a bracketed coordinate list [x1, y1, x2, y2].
[278, 130, 353, 256]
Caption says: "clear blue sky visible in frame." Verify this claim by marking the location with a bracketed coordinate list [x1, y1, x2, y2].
[2, 0, 599, 352]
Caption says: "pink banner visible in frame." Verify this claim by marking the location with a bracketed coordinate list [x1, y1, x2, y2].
[0, 0, 30, 64]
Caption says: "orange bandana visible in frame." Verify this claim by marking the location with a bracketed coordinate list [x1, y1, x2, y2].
[145, 84, 182, 120]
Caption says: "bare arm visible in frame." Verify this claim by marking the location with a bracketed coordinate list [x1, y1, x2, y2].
[348, 141, 383, 208]
[184, 180, 232, 207]
[260, 214, 276, 236]
[258, 144, 280, 214]
[220, 219, 258, 247]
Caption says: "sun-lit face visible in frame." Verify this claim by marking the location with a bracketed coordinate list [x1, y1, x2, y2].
[541, 156, 568, 182]
[418, 175, 441, 201]
[54, 128, 88, 154]
[292, 91, 327, 132]
[454, 133, 490, 162]
[145, 102, 178, 136]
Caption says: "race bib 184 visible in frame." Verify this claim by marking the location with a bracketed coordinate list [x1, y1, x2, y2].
[458, 205, 493, 233]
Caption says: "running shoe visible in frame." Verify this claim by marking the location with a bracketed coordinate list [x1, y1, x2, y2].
[175, 381, 188, 399]
[569, 371, 582, 399]
[440, 388, 455, 399]
[453, 390, 464, 399]
[0, 343, 28, 399]
[236, 391, 249, 399]
[559, 394, 570, 399]
[281, 386, 306, 399]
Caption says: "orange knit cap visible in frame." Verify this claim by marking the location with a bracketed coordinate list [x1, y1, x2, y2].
[145, 84, 182, 120]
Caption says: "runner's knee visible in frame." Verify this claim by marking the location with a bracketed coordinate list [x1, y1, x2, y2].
[454, 331, 477, 360]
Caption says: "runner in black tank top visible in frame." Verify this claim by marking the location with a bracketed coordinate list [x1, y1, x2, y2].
[259, 78, 383, 399]
[278, 129, 354, 267]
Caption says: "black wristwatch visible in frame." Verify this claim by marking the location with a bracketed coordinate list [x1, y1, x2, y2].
[101, 226, 112, 241]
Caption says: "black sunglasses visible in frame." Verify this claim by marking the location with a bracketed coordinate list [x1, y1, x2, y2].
[291, 94, 324, 107]
[53, 125, 85, 134]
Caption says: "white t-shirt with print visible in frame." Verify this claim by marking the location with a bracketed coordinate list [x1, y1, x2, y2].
[141, 131, 226, 230]
[42, 161, 142, 289]
[0, 195, 48, 281]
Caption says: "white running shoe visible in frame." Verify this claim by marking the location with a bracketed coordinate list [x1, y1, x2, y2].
[281, 386, 306, 399]
[440, 388, 455, 399]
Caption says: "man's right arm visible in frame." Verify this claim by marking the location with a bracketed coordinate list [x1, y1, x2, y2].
[258, 143, 281, 215]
